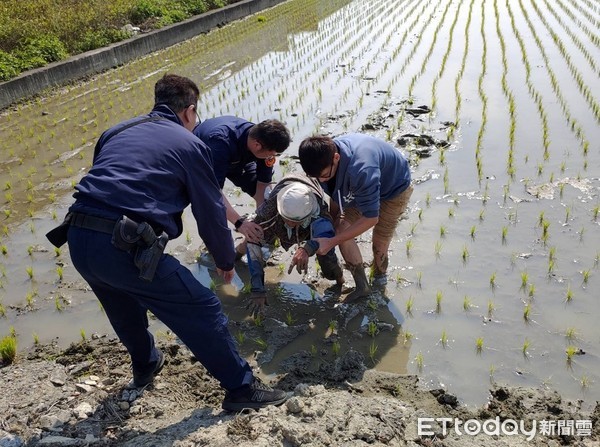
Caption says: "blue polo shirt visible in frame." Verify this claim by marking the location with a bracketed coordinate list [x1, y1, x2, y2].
[323, 133, 411, 218]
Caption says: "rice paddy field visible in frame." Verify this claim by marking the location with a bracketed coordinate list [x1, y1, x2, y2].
[0, 0, 599, 408]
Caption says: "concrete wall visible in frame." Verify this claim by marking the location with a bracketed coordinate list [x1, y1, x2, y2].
[0, 0, 287, 110]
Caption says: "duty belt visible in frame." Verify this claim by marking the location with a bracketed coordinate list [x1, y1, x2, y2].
[67, 212, 117, 234]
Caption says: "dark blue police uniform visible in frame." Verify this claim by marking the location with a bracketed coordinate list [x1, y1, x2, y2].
[67, 104, 253, 390]
[193, 116, 273, 197]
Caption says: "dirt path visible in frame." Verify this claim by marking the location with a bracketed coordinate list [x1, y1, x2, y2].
[1, 336, 598, 446]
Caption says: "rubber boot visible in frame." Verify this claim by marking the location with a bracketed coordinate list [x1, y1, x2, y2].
[345, 264, 372, 302]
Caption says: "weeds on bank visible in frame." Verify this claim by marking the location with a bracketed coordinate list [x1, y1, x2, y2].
[0, 334, 17, 364]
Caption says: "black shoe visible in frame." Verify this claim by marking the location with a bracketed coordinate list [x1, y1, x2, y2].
[128, 349, 165, 389]
[222, 377, 289, 412]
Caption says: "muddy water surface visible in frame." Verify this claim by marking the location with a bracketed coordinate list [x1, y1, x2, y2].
[1, 0, 599, 409]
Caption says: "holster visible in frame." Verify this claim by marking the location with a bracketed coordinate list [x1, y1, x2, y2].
[111, 216, 169, 282]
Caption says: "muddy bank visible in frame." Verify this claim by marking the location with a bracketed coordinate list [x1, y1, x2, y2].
[0, 336, 598, 447]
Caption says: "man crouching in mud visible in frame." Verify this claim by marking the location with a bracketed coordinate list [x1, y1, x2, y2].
[243, 173, 345, 316]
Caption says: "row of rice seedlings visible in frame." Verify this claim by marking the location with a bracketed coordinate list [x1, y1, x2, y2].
[505, 1, 551, 163]
[407, 0, 455, 99]
[474, 0, 488, 183]
[553, 0, 600, 49]
[450, 0, 476, 136]
[429, 0, 466, 115]
[541, 0, 599, 78]
[527, 0, 600, 122]
[493, 0, 520, 178]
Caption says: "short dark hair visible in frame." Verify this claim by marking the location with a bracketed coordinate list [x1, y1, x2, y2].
[154, 74, 199, 113]
[298, 135, 337, 177]
[249, 119, 291, 154]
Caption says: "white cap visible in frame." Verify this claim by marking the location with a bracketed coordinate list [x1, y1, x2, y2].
[276, 183, 319, 222]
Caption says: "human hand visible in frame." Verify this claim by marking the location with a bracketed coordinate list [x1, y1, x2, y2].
[288, 247, 309, 274]
[237, 220, 264, 244]
[217, 267, 235, 284]
[246, 292, 268, 317]
[314, 237, 336, 256]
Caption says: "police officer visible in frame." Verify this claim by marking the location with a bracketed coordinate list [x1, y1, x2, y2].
[194, 116, 291, 244]
[53, 74, 287, 412]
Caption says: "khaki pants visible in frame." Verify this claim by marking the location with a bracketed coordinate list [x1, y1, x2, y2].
[341, 184, 413, 276]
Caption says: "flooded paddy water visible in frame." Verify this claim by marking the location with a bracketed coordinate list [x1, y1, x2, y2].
[1, 0, 599, 409]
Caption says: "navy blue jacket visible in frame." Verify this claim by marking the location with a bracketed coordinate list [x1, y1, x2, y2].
[72, 104, 235, 271]
[193, 116, 274, 188]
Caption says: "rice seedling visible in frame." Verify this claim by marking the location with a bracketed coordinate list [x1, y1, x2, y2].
[405, 239, 413, 257]
[0, 335, 17, 365]
[418, 209, 423, 221]
[461, 294, 472, 311]
[0, 302, 5, 317]
[27, 246, 34, 256]
[416, 272, 422, 288]
[520, 271, 528, 289]
[80, 329, 87, 341]
[234, 331, 245, 345]
[489, 272, 496, 290]
[25, 266, 34, 280]
[285, 311, 296, 326]
[435, 290, 443, 314]
[565, 345, 578, 364]
[434, 241, 442, 258]
[479, 209, 485, 221]
[440, 329, 448, 348]
[405, 296, 414, 316]
[332, 340, 341, 356]
[56, 266, 64, 282]
[581, 270, 590, 284]
[403, 331, 413, 345]
[461, 245, 469, 263]
[425, 193, 431, 207]
[475, 337, 484, 354]
[369, 341, 378, 365]
[253, 314, 263, 327]
[439, 225, 446, 238]
[522, 338, 530, 357]
[528, 283, 536, 298]
[593, 205, 599, 221]
[580, 375, 590, 389]
[523, 303, 531, 322]
[367, 320, 378, 337]
[565, 327, 576, 341]
[327, 319, 338, 337]
[254, 337, 268, 350]
[470, 225, 476, 240]
[501, 226, 508, 244]
[1, 245, 7, 256]
[487, 300, 495, 317]
[565, 286, 574, 303]
[32, 333, 39, 345]
[548, 246, 556, 262]
[415, 351, 423, 371]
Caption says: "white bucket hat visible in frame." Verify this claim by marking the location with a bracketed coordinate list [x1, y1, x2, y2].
[276, 183, 319, 222]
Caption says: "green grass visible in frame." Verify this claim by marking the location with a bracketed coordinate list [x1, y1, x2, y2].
[0, 0, 232, 81]
[0, 335, 17, 364]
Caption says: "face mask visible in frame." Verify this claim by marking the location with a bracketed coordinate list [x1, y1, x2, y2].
[284, 216, 312, 239]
